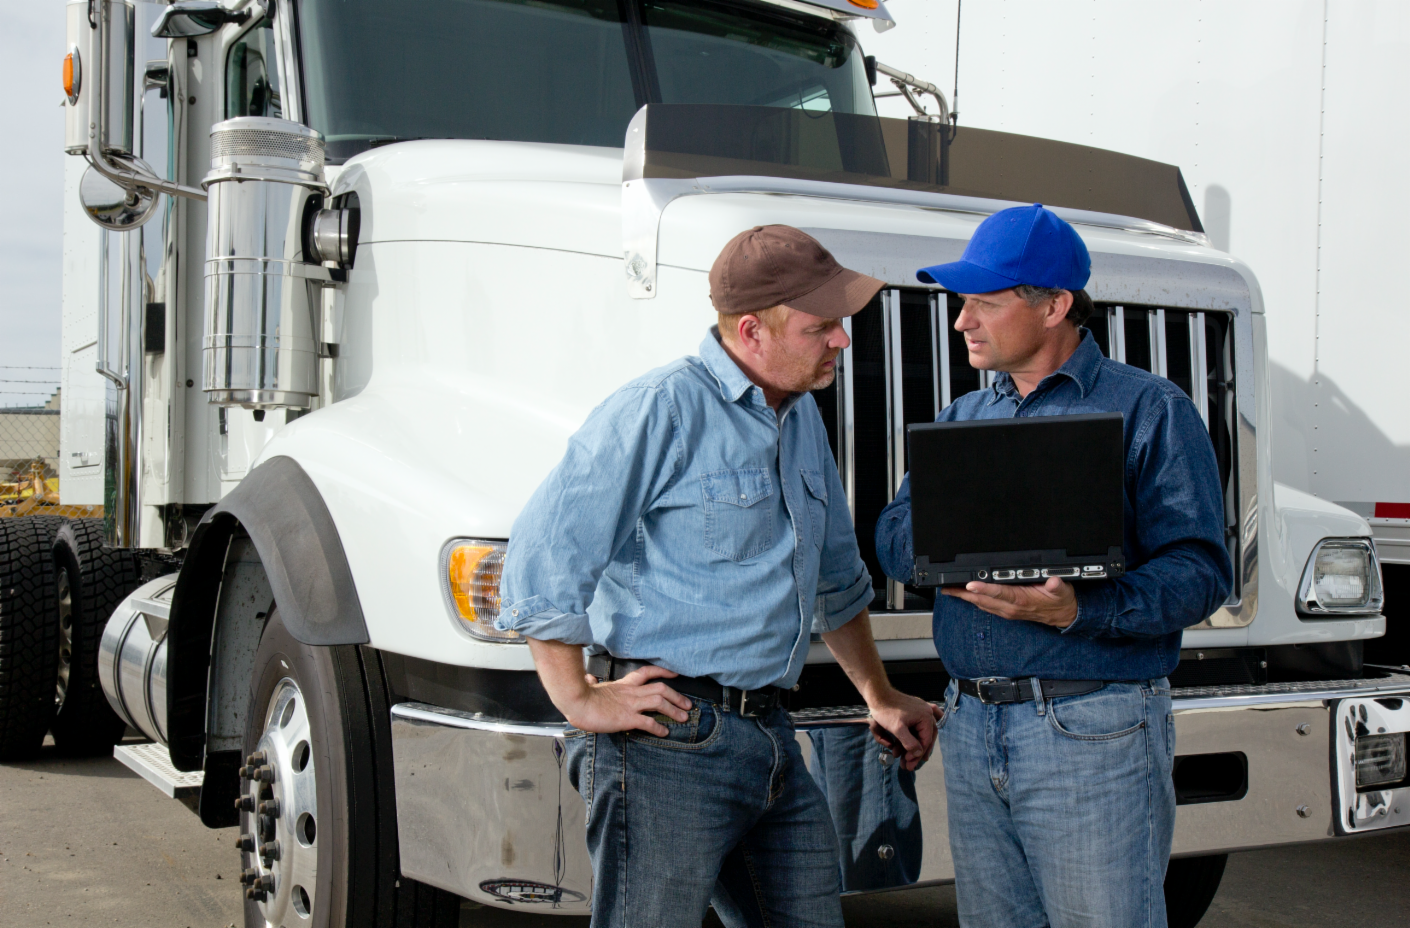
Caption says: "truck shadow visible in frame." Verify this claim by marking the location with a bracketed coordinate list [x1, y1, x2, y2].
[0, 734, 150, 779]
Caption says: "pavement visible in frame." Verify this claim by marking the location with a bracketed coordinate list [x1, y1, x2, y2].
[3, 738, 1408, 928]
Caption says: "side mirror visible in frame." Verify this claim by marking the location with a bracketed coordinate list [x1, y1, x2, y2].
[80, 159, 158, 231]
[151, 1, 249, 39]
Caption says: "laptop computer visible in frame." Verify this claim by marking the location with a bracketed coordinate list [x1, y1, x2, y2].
[908, 413, 1126, 587]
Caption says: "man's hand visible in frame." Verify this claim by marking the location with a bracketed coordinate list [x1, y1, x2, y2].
[820, 610, 942, 771]
[528, 638, 692, 737]
[942, 576, 1077, 628]
[866, 687, 943, 772]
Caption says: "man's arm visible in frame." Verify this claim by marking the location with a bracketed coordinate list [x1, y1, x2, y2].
[820, 611, 942, 771]
[874, 475, 915, 583]
[528, 638, 692, 736]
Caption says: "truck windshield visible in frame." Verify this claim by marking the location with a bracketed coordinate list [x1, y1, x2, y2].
[296, 0, 875, 163]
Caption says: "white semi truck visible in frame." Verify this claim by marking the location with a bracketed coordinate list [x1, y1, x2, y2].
[0, 1, 1404, 926]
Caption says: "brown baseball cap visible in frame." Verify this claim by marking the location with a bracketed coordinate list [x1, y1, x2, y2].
[709, 225, 884, 319]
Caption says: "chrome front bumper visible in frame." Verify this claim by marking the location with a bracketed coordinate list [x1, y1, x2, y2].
[390, 674, 1410, 914]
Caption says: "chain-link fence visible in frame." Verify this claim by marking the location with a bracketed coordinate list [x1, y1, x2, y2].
[0, 390, 100, 519]
[1, 404, 60, 517]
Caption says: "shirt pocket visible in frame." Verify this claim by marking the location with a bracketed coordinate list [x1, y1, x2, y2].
[702, 468, 775, 561]
[800, 469, 829, 549]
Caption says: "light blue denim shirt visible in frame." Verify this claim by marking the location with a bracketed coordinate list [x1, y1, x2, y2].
[496, 329, 872, 691]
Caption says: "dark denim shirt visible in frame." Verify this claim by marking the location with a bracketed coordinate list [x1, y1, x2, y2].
[875, 329, 1233, 682]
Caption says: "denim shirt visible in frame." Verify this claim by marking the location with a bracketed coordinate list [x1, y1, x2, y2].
[875, 329, 1233, 682]
[497, 330, 873, 691]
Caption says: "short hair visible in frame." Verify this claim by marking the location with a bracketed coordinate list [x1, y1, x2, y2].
[717, 305, 788, 341]
[1014, 285, 1095, 327]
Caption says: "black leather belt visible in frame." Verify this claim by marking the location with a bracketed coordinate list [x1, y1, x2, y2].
[586, 655, 782, 718]
[959, 677, 1106, 704]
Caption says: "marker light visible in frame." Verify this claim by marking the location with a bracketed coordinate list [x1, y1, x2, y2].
[63, 46, 81, 102]
[441, 539, 518, 642]
[1297, 538, 1384, 615]
[848, 0, 880, 8]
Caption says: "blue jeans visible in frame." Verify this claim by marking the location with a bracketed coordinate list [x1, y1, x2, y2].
[807, 725, 923, 891]
[938, 678, 1176, 928]
[562, 698, 843, 928]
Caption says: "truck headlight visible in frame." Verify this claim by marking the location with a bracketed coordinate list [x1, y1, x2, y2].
[1297, 538, 1384, 616]
[1355, 733, 1407, 789]
[440, 539, 520, 642]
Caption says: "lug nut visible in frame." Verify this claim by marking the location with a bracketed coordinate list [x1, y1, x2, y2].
[234, 794, 256, 813]
[255, 765, 276, 784]
[237, 833, 257, 853]
[258, 874, 276, 893]
[246, 750, 268, 766]
[245, 887, 267, 902]
[259, 814, 276, 840]
[260, 840, 281, 861]
[258, 799, 281, 817]
[238, 868, 258, 886]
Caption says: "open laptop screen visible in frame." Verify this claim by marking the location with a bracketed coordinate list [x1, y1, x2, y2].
[908, 413, 1125, 586]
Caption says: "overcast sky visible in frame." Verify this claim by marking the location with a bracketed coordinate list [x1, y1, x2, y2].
[1, 3, 65, 405]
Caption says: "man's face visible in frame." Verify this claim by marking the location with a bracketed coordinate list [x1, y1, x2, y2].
[756, 307, 851, 394]
[954, 289, 1052, 371]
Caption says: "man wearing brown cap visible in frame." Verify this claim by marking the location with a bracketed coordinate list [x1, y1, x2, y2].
[498, 225, 940, 927]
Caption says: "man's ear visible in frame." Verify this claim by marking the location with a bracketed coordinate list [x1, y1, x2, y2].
[1043, 291, 1075, 329]
[736, 314, 765, 354]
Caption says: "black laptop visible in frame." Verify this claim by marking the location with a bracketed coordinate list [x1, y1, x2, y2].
[908, 413, 1126, 586]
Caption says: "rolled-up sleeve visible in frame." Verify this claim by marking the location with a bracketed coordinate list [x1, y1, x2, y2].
[812, 458, 874, 633]
[496, 386, 682, 644]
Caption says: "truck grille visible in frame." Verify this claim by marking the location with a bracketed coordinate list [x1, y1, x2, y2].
[811, 289, 1238, 612]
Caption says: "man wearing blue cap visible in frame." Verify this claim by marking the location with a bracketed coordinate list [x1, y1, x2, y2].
[875, 205, 1232, 928]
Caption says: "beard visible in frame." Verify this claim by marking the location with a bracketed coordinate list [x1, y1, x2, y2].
[769, 346, 840, 395]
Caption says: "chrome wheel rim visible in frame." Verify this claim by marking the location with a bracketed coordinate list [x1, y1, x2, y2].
[55, 568, 73, 710]
[239, 677, 318, 925]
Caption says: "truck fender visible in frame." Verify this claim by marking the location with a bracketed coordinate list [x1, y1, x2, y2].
[166, 455, 368, 774]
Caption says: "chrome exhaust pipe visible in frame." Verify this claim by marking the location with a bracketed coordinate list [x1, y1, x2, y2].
[99, 574, 178, 745]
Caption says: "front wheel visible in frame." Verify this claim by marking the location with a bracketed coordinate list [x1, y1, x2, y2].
[237, 608, 460, 928]
[1164, 853, 1228, 928]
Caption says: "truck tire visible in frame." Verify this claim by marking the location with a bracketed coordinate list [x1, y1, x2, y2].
[238, 607, 460, 928]
[50, 518, 141, 755]
[1164, 853, 1227, 928]
[0, 517, 63, 759]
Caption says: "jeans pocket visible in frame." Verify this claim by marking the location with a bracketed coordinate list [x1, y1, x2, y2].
[627, 700, 722, 751]
[702, 468, 775, 561]
[1047, 687, 1147, 742]
[935, 680, 959, 733]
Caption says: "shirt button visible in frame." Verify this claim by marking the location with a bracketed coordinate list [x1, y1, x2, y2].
[511, 609, 518, 616]
[977, 632, 984, 639]
[741, 494, 747, 499]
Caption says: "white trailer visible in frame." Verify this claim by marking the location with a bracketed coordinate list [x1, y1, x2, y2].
[0, 2, 1404, 926]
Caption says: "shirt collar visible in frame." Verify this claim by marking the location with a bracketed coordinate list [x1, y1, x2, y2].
[988, 328, 1103, 404]
[701, 327, 763, 405]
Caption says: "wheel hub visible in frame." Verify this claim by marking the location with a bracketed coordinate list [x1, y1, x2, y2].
[55, 569, 73, 710]
[236, 678, 318, 925]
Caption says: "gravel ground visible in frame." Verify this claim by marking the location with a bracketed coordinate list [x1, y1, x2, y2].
[3, 738, 1407, 928]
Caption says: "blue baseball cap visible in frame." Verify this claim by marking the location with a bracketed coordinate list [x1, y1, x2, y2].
[916, 204, 1091, 293]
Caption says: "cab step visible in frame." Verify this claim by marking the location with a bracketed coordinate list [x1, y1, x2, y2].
[113, 742, 204, 799]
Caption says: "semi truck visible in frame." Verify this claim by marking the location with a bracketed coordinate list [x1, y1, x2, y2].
[0, 1, 1404, 926]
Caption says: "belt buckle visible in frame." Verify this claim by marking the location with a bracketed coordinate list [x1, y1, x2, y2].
[976, 677, 1018, 704]
[738, 688, 769, 718]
